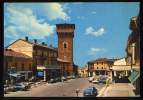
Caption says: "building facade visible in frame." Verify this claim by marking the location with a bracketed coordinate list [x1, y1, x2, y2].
[56, 23, 75, 76]
[4, 49, 33, 82]
[112, 58, 131, 83]
[7, 37, 60, 81]
[126, 16, 140, 95]
[88, 58, 114, 77]
[78, 66, 88, 78]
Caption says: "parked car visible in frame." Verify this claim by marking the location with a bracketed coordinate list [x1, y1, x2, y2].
[4, 85, 9, 94]
[88, 77, 94, 82]
[98, 78, 107, 84]
[8, 86, 16, 92]
[83, 86, 98, 97]
[92, 79, 99, 84]
[61, 76, 67, 81]
[13, 83, 29, 91]
[71, 75, 76, 79]
[23, 82, 31, 89]
[49, 78, 55, 83]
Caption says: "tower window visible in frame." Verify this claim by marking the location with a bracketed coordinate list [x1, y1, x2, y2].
[63, 42, 67, 48]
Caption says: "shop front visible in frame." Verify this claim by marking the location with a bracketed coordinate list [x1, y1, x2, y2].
[37, 66, 60, 81]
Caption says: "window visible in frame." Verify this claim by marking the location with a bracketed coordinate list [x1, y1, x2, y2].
[21, 63, 24, 71]
[102, 67, 103, 69]
[102, 62, 103, 65]
[15, 63, 17, 71]
[29, 64, 31, 70]
[97, 62, 98, 65]
[63, 42, 67, 48]
[97, 67, 98, 69]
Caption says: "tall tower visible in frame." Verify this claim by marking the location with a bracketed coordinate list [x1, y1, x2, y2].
[56, 23, 75, 76]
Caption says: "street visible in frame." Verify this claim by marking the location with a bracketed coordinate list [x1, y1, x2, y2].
[5, 78, 105, 97]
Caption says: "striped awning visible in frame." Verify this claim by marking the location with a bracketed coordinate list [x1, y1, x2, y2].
[112, 65, 131, 71]
[128, 70, 140, 83]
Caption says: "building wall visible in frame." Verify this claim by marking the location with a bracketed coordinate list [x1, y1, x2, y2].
[6, 57, 33, 71]
[33, 46, 57, 67]
[93, 61, 112, 71]
[56, 24, 75, 75]
[8, 39, 33, 57]
[58, 35, 73, 63]
[88, 60, 113, 76]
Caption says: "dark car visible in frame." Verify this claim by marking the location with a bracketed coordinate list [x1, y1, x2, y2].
[14, 83, 29, 91]
[99, 77, 107, 84]
[83, 86, 98, 97]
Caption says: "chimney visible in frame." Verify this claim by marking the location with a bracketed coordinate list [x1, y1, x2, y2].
[25, 36, 28, 41]
[34, 39, 37, 44]
[49, 44, 52, 47]
[42, 42, 45, 45]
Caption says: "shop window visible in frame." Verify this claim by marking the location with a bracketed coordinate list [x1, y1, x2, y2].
[102, 62, 103, 65]
[15, 63, 17, 71]
[29, 64, 31, 70]
[22, 63, 24, 71]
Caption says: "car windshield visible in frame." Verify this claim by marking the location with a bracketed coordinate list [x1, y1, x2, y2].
[84, 88, 92, 93]
[15, 83, 23, 86]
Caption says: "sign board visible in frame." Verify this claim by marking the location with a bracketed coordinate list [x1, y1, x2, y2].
[37, 71, 44, 77]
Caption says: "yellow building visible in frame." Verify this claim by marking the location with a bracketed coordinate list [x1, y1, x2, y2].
[88, 58, 115, 77]
[6, 37, 60, 81]
[78, 66, 88, 77]
[4, 49, 33, 81]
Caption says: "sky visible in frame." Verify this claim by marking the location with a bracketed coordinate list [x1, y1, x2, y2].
[4, 2, 139, 67]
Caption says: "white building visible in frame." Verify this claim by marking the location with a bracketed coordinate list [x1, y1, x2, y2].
[111, 58, 131, 82]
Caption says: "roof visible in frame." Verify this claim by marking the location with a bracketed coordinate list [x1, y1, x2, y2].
[4, 49, 32, 59]
[56, 23, 75, 29]
[88, 58, 116, 63]
[6, 38, 57, 51]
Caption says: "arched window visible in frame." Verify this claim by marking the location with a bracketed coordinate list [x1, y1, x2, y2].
[63, 42, 67, 48]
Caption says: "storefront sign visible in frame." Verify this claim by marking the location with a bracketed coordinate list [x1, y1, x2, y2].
[37, 71, 44, 77]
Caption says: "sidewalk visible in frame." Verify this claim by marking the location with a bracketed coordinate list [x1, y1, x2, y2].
[98, 83, 136, 97]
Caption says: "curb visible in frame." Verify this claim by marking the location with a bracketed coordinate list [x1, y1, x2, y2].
[97, 86, 108, 97]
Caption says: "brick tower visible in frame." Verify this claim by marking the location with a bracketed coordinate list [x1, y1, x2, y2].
[56, 23, 75, 76]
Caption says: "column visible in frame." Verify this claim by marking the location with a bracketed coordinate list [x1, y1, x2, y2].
[114, 71, 117, 77]
[44, 70, 46, 81]
[89, 72, 91, 77]
[125, 71, 128, 76]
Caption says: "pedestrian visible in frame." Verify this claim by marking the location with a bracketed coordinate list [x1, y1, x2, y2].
[5, 80, 9, 86]
[76, 88, 79, 97]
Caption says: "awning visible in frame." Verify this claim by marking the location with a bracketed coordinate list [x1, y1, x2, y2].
[8, 73, 23, 78]
[128, 70, 140, 83]
[112, 65, 131, 71]
[37, 67, 46, 70]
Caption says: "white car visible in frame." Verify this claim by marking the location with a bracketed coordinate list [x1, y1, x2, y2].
[92, 79, 99, 84]
[88, 77, 94, 82]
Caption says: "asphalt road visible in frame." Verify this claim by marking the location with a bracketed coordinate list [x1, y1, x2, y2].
[5, 77, 105, 97]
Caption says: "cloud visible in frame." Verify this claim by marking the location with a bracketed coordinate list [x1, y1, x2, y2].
[88, 48, 107, 55]
[41, 3, 70, 21]
[85, 27, 105, 37]
[4, 4, 56, 39]
[91, 11, 96, 14]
